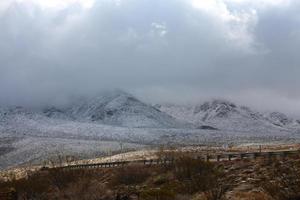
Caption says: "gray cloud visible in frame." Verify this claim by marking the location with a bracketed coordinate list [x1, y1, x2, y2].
[0, 0, 300, 116]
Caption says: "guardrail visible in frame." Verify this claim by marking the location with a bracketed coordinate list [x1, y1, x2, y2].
[51, 150, 300, 170]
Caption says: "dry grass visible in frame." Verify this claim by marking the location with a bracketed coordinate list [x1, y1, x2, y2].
[1, 152, 300, 200]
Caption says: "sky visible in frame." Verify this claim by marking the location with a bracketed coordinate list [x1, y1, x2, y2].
[0, 0, 300, 116]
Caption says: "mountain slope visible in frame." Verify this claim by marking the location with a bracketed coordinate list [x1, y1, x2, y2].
[156, 100, 300, 133]
[266, 112, 300, 128]
[1, 94, 300, 169]
[64, 91, 189, 128]
[0, 91, 188, 129]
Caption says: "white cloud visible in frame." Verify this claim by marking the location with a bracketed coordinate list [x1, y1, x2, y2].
[191, 0, 259, 52]
[225, 0, 291, 6]
[0, 0, 300, 114]
[1, 0, 94, 12]
[192, 0, 232, 20]
[0, 0, 13, 13]
[151, 22, 168, 37]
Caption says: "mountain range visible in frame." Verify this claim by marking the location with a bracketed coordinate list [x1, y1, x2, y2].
[157, 99, 300, 132]
[0, 90, 299, 169]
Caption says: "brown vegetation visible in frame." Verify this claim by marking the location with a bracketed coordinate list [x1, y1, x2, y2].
[1, 152, 300, 200]
[260, 159, 300, 200]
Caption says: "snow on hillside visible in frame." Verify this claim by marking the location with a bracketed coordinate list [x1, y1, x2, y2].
[1, 92, 300, 169]
[0, 90, 189, 130]
[155, 104, 198, 125]
[156, 100, 300, 133]
[0, 137, 145, 169]
[55, 90, 189, 128]
[266, 112, 300, 129]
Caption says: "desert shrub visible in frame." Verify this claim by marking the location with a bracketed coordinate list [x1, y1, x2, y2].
[141, 186, 175, 200]
[172, 154, 227, 198]
[47, 168, 87, 191]
[232, 191, 272, 200]
[0, 168, 113, 200]
[62, 178, 113, 200]
[152, 174, 170, 186]
[0, 171, 50, 200]
[174, 156, 214, 180]
[111, 165, 151, 186]
[262, 160, 300, 200]
[49, 169, 114, 200]
[204, 184, 231, 200]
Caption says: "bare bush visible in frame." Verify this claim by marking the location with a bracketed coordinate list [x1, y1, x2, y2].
[140, 187, 175, 200]
[173, 155, 226, 197]
[111, 165, 151, 187]
[262, 160, 300, 200]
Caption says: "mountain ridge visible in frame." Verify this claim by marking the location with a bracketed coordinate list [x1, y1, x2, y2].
[1, 92, 299, 131]
[155, 99, 300, 133]
[0, 91, 190, 129]
[1, 91, 300, 169]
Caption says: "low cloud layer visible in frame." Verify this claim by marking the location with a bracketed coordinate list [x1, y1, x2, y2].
[0, 0, 300, 115]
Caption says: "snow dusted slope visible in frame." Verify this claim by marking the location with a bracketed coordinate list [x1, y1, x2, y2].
[65, 90, 189, 128]
[266, 112, 300, 129]
[155, 104, 201, 125]
[1, 90, 188, 129]
[1, 93, 300, 169]
[1, 92, 299, 136]
[157, 100, 300, 133]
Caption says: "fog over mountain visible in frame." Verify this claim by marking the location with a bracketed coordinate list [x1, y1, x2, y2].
[1, 90, 300, 169]
[1, 0, 300, 116]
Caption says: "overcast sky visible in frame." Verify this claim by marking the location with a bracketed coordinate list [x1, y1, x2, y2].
[0, 0, 300, 115]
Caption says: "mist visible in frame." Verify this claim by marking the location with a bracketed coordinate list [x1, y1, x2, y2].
[0, 0, 300, 116]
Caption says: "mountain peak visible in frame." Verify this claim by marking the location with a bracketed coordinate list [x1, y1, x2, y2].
[194, 99, 237, 118]
[63, 90, 186, 128]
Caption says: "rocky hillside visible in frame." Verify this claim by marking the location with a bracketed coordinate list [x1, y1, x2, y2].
[0, 91, 188, 129]
[156, 100, 300, 133]
[63, 91, 188, 128]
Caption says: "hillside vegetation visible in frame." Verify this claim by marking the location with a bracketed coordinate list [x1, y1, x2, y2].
[1, 152, 300, 200]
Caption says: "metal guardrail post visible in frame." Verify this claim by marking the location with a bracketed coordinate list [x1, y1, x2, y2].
[206, 155, 210, 162]
[253, 152, 258, 160]
[240, 154, 245, 160]
[281, 152, 286, 159]
[267, 152, 273, 161]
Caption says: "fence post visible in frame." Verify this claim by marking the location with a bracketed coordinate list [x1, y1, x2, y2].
[253, 153, 257, 160]
[206, 155, 210, 162]
[240, 154, 244, 160]
[282, 151, 287, 159]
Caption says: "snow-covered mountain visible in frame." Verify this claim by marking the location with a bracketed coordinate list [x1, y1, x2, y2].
[1, 93, 300, 145]
[0, 91, 191, 169]
[156, 100, 300, 133]
[0, 91, 187, 129]
[63, 91, 188, 128]
[3, 92, 299, 132]
[1, 92, 300, 169]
